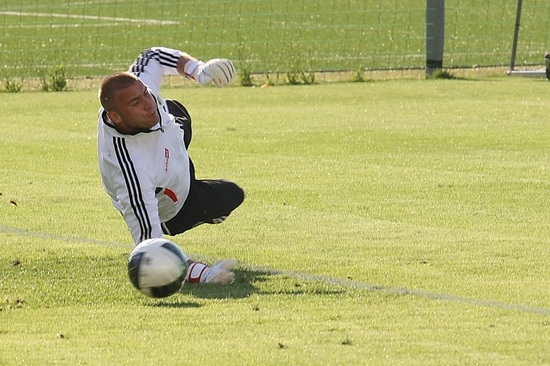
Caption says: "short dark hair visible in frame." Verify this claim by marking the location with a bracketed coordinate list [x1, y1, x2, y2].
[99, 72, 139, 112]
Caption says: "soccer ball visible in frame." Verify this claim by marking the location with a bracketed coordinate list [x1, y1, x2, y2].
[127, 238, 187, 298]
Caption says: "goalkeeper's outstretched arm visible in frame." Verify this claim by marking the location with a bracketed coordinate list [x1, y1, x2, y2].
[129, 47, 236, 92]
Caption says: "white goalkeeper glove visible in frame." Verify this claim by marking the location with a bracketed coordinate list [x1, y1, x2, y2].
[203, 259, 238, 284]
[184, 58, 236, 87]
[186, 259, 238, 284]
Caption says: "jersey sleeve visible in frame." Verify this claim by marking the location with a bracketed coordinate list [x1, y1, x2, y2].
[128, 47, 183, 96]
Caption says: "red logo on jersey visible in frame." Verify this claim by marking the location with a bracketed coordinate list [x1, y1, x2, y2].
[164, 148, 169, 172]
[163, 188, 178, 203]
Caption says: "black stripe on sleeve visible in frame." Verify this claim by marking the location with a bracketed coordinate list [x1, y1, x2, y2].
[130, 49, 152, 77]
[130, 48, 179, 77]
[112, 136, 152, 242]
[154, 49, 179, 68]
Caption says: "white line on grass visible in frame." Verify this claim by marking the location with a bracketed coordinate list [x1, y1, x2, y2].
[0, 11, 178, 25]
[3, 23, 160, 29]
[3, 224, 550, 316]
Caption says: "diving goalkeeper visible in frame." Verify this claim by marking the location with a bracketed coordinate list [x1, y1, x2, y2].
[97, 47, 245, 284]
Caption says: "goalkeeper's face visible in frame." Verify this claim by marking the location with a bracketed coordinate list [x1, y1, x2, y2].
[107, 79, 160, 134]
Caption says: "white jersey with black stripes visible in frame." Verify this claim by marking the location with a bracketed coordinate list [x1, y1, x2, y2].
[97, 47, 191, 245]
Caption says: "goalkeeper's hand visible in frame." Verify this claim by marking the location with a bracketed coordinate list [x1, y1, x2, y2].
[187, 58, 236, 87]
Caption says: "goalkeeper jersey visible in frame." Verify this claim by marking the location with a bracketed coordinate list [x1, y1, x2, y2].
[97, 47, 191, 245]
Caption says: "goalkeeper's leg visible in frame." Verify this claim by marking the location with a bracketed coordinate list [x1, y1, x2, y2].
[163, 178, 245, 236]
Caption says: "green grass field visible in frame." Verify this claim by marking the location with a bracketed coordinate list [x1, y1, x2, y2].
[2, 0, 548, 79]
[2, 76, 550, 365]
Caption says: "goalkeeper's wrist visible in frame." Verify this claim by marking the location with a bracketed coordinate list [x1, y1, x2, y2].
[183, 59, 205, 80]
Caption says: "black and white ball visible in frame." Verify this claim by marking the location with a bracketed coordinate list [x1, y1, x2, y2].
[127, 238, 187, 298]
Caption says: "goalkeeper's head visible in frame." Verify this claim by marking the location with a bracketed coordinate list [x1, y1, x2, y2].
[99, 72, 160, 134]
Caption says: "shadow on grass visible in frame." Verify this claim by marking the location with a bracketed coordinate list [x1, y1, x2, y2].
[180, 268, 346, 300]
[142, 269, 272, 308]
[149, 300, 202, 308]
[145, 269, 347, 307]
[143, 270, 346, 308]
[180, 269, 272, 300]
